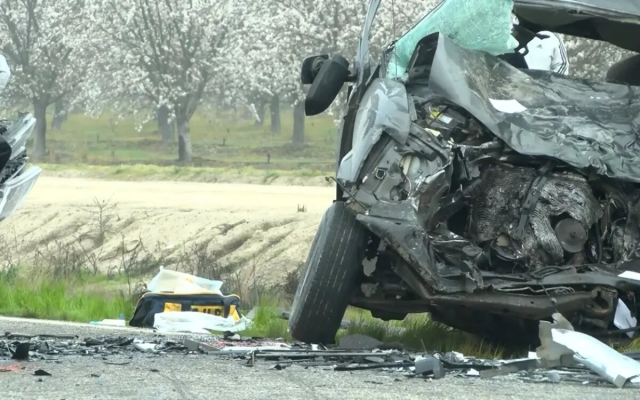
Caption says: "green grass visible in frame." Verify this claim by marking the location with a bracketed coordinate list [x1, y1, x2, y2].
[0, 271, 503, 357]
[34, 109, 339, 172]
[0, 274, 133, 322]
[4, 270, 639, 359]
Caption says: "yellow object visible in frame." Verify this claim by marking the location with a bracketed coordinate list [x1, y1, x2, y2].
[190, 305, 225, 316]
[163, 302, 182, 312]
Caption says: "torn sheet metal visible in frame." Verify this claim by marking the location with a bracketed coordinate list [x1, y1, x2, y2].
[428, 34, 640, 184]
[336, 78, 411, 184]
[387, 0, 518, 79]
[537, 313, 640, 388]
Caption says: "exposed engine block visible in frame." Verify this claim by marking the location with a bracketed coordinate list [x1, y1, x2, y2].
[469, 164, 603, 267]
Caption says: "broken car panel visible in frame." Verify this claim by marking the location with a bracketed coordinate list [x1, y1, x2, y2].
[290, 0, 640, 345]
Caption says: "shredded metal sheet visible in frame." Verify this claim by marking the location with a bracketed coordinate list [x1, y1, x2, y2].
[429, 34, 640, 184]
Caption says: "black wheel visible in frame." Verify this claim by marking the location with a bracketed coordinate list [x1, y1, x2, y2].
[288, 201, 369, 344]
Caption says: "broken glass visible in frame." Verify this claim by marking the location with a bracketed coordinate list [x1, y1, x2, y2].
[386, 0, 518, 79]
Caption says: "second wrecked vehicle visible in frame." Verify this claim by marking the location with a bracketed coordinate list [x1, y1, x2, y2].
[0, 55, 41, 223]
[289, 0, 640, 345]
[0, 113, 41, 222]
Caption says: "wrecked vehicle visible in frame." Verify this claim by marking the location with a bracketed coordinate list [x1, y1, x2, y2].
[0, 113, 41, 222]
[289, 0, 640, 346]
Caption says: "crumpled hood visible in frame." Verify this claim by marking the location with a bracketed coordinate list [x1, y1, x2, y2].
[429, 34, 640, 183]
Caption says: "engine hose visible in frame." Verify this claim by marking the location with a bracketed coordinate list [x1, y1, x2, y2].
[596, 226, 603, 264]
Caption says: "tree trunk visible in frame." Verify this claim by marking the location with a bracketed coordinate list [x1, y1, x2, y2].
[254, 101, 265, 126]
[242, 105, 252, 120]
[176, 113, 193, 162]
[32, 99, 48, 159]
[270, 94, 281, 134]
[51, 99, 67, 131]
[157, 104, 175, 143]
[292, 101, 305, 145]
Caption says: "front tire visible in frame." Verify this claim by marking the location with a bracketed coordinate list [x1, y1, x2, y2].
[288, 201, 369, 344]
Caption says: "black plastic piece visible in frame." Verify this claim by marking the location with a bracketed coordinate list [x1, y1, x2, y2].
[301, 54, 329, 85]
[304, 55, 350, 116]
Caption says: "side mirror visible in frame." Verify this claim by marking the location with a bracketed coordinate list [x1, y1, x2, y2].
[301, 54, 329, 85]
[304, 55, 351, 116]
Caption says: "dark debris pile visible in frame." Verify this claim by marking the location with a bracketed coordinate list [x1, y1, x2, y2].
[0, 330, 637, 388]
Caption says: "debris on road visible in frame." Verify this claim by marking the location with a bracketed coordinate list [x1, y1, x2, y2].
[90, 318, 126, 327]
[414, 355, 445, 379]
[11, 342, 30, 360]
[536, 313, 640, 388]
[477, 313, 640, 388]
[3, 313, 640, 390]
[33, 369, 51, 376]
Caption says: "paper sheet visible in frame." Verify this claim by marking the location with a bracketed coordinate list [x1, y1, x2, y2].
[489, 98, 527, 113]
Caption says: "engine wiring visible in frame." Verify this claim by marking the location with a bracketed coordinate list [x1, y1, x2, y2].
[497, 285, 575, 294]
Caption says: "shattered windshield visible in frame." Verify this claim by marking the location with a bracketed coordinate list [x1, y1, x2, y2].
[368, 0, 519, 80]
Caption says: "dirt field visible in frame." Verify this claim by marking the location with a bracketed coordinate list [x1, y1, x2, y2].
[2, 176, 335, 288]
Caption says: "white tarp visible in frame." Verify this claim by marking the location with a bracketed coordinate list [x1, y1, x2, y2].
[147, 267, 223, 293]
[153, 311, 252, 334]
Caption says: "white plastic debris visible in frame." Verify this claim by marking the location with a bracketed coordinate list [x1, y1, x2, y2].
[134, 342, 158, 353]
[489, 98, 527, 114]
[619, 270, 640, 282]
[147, 267, 223, 293]
[219, 345, 291, 352]
[537, 313, 640, 388]
[467, 368, 480, 376]
[614, 299, 638, 338]
[89, 319, 126, 327]
[153, 311, 252, 334]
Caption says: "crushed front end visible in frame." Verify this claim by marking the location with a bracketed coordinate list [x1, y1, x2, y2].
[335, 30, 640, 343]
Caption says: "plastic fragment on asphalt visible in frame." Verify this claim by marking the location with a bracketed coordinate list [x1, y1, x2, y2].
[548, 371, 561, 383]
[414, 355, 445, 379]
[90, 319, 126, 327]
[537, 312, 640, 388]
[134, 342, 159, 353]
[11, 342, 29, 360]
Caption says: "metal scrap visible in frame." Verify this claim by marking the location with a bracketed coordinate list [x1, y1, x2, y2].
[3, 322, 640, 390]
[537, 313, 640, 388]
[11, 343, 30, 360]
[414, 355, 445, 378]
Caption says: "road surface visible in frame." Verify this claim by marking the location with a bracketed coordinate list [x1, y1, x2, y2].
[23, 176, 336, 212]
[0, 317, 634, 400]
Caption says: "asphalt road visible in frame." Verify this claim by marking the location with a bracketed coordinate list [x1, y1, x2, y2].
[0, 317, 636, 400]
